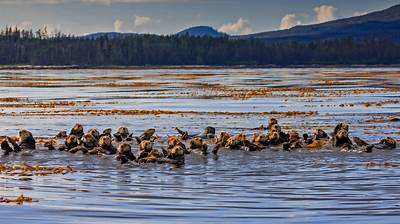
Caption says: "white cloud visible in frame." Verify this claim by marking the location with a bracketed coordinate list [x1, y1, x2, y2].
[134, 15, 154, 27]
[314, 5, 337, 23]
[218, 17, 252, 35]
[279, 14, 302, 30]
[114, 19, 124, 32]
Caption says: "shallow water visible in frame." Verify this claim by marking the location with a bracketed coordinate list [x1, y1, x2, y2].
[0, 68, 399, 223]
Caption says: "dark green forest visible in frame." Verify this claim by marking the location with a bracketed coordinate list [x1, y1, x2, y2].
[0, 27, 399, 66]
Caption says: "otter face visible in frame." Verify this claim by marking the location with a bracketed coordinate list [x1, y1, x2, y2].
[65, 135, 78, 148]
[226, 137, 241, 148]
[170, 145, 184, 157]
[82, 133, 98, 148]
[99, 135, 111, 148]
[380, 137, 396, 149]
[268, 131, 280, 143]
[139, 140, 153, 152]
[189, 137, 203, 149]
[269, 124, 281, 133]
[337, 129, 348, 140]
[216, 132, 230, 145]
[117, 143, 132, 154]
[88, 128, 100, 140]
[167, 135, 180, 148]
[70, 124, 84, 137]
[117, 127, 130, 138]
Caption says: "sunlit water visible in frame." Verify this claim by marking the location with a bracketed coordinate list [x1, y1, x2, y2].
[0, 68, 399, 223]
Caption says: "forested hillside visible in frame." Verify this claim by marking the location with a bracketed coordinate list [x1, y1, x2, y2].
[0, 27, 399, 66]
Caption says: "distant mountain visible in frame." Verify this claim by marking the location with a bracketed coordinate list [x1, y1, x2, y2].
[238, 4, 400, 42]
[176, 26, 227, 38]
[84, 32, 138, 39]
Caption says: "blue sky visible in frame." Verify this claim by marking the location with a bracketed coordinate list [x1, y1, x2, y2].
[0, 0, 398, 35]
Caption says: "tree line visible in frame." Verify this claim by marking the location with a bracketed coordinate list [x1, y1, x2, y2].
[0, 26, 399, 66]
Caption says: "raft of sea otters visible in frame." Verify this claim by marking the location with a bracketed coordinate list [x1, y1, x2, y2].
[0, 118, 397, 165]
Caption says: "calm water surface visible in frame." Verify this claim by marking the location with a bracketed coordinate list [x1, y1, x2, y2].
[0, 68, 399, 223]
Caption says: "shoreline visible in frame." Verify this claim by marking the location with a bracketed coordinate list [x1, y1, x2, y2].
[1, 64, 400, 70]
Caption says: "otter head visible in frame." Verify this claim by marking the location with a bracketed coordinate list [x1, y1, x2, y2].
[313, 129, 328, 140]
[268, 131, 280, 143]
[65, 135, 78, 148]
[19, 129, 33, 142]
[82, 133, 98, 149]
[226, 137, 241, 148]
[380, 137, 396, 149]
[55, 131, 67, 139]
[87, 128, 100, 140]
[203, 126, 216, 138]
[117, 127, 130, 139]
[167, 135, 181, 148]
[269, 124, 281, 134]
[143, 128, 156, 136]
[70, 124, 84, 137]
[170, 145, 184, 158]
[139, 140, 153, 152]
[117, 142, 132, 155]
[99, 135, 111, 148]
[102, 128, 112, 136]
[336, 129, 349, 140]
[190, 137, 203, 149]
[288, 130, 300, 142]
[216, 132, 230, 145]
[268, 118, 278, 128]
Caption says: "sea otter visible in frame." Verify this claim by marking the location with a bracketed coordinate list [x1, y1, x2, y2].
[353, 137, 369, 147]
[88, 135, 116, 155]
[332, 123, 352, 148]
[70, 124, 84, 139]
[189, 137, 208, 155]
[167, 135, 188, 153]
[212, 132, 231, 155]
[134, 128, 156, 144]
[55, 131, 67, 139]
[268, 124, 288, 144]
[267, 118, 278, 130]
[87, 128, 100, 140]
[313, 129, 329, 140]
[160, 145, 185, 165]
[44, 139, 57, 151]
[1, 138, 14, 155]
[99, 128, 113, 139]
[374, 137, 397, 150]
[282, 130, 303, 151]
[137, 140, 154, 160]
[18, 129, 36, 151]
[252, 133, 269, 146]
[200, 126, 216, 139]
[116, 142, 136, 164]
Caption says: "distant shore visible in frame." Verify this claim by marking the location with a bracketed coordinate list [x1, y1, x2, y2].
[1, 64, 400, 70]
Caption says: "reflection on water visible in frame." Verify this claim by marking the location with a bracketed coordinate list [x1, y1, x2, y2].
[0, 68, 399, 223]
